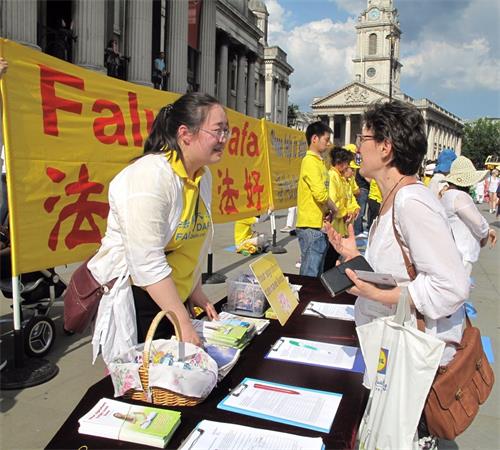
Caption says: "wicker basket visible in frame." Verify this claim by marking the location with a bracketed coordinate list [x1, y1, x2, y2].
[123, 310, 205, 406]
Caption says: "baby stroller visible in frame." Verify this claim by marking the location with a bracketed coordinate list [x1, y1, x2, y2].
[0, 242, 67, 357]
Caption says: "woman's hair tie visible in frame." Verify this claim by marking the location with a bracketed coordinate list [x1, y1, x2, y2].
[163, 104, 174, 114]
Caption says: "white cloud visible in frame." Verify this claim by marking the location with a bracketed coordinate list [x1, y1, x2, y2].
[264, 0, 500, 116]
[402, 38, 500, 91]
[266, 4, 357, 109]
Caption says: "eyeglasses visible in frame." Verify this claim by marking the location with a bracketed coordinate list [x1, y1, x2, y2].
[355, 134, 376, 147]
[200, 128, 230, 141]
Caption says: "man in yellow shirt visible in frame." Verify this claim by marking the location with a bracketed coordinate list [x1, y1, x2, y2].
[296, 122, 337, 276]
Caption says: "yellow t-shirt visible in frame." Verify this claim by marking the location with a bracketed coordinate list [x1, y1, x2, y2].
[296, 150, 330, 228]
[234, 217, 257, 247]
[368, 179, 382, 203]
[164, 154, 210, 301]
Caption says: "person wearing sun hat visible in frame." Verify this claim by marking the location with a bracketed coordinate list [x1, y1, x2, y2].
[440, 156, 497, 276]
[428, 148, 456, 197]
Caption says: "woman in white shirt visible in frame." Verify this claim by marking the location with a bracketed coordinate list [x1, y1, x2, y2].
[326, 101, 469, 449]
[89, 93, 228, 363]
[441, 156, 496, 276]
[487, 168, 499, 213]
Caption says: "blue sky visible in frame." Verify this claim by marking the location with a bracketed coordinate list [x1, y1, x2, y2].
[264, 0, 500, 120]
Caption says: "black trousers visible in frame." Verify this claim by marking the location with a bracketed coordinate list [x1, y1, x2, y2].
[132, 286, 175, 343]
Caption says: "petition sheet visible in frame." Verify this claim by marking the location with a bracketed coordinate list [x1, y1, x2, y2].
[179, 420, 324, 450]
[267, 337, 357, 370]
[302, 301, 355, 321]
[217, 378, 342, 433]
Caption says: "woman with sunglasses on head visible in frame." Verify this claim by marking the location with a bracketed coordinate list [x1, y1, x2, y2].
[88, 92, 229, 364]
[326, 100, 469, 449]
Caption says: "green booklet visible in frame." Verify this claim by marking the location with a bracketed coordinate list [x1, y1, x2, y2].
[78, 398, 181, 448]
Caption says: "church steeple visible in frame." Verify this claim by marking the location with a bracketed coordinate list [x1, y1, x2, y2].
[352, 0, 402, 97]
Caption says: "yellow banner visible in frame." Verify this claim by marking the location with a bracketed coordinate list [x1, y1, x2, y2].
[262, 120, 306, 210]
[214, 109, 270, 223]
[0, 39, 269, 274]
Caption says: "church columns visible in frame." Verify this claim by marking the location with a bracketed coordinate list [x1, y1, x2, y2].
[329, 116, 335, 142]
[74, 0, 106, 72]
[236, 50, 247, 114]
[246, 55, 256, 117]
[126, 0, 153, 86]
[198, 0, 216, 95]
[265, 74, 274, 121]
[427, 122, 436, 159]
[166, 0, 188, 93]
[217, 37, 229, 105]
[344, 114, 352, 146]
[0, 0, 39, 50]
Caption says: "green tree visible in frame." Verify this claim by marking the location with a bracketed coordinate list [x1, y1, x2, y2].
[461, 118, 500, 167]
[287, 103, 299, 128]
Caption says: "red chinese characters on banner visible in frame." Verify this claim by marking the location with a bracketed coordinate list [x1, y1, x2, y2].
[43, 164, 109, 251]
[216, 168, 239, 215]
[243, 168, 264, 210]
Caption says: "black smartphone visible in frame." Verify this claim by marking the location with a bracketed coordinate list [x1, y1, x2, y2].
[320, 255, 373, 297]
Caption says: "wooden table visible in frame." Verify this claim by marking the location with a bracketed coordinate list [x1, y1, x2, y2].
[46, 274, 368, 449]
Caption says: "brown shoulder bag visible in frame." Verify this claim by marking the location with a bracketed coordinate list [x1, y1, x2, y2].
[63, 259, 116, 334]
[391, 196, 495, 440]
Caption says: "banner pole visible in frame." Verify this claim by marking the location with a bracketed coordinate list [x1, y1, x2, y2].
[202, 245, 226, 285]
[270, 212, 286, 254]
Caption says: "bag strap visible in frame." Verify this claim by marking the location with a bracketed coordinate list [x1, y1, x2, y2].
[390, 182, 472, 334]
[389, 181, 427, 332]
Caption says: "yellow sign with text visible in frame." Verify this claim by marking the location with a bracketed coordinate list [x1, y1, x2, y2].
[261, 121, 306, 210]
[0, 38, 270, 274]
[249, 253, 298, 326]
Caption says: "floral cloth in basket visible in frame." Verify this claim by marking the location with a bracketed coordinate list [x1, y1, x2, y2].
[108, 338, 218, 398]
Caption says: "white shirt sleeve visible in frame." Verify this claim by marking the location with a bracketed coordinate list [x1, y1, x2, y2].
[110, 159, 174, 287]
[453, 191, 489, 241]
[395, 191, 470, 320]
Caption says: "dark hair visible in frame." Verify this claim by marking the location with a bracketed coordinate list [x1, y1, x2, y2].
[330, 147, 353, 166]
[305, 121, 332, 146]
[143, 92, 221, 159]
[363, 100, 427, 175]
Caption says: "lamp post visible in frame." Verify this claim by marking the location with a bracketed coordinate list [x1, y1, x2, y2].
[386, 32, 396, 101]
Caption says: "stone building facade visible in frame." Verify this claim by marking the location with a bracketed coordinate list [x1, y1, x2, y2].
[0, 0, 292, 124]
[311, 0, 463, 160]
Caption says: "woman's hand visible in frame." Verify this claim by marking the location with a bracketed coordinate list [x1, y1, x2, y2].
[344, 268, 399, 305]
[188, 282, 219, 321]
[487, 228, 497, 248]
[325, 222, 360, 261]
[178, 321, 203, 347]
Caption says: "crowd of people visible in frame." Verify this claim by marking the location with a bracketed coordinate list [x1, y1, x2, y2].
[1, 52, 497, 447]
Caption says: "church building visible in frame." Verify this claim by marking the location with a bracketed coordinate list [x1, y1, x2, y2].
[311, 0, 463, 160]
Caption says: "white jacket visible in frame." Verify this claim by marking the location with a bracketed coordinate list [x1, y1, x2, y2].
[89, 154, 213, 364]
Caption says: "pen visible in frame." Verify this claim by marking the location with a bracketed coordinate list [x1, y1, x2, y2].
[307, 306, 327, 319]
[289, 339, 320, 351]
[289, 339, 333, 354]
[253, 383, 300, 395]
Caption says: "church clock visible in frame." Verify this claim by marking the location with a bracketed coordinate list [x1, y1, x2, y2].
[367, 67, 376, 78]
[368, 8, 380, 20]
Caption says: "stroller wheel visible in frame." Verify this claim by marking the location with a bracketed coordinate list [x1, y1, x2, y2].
[24, 316, 56, 357]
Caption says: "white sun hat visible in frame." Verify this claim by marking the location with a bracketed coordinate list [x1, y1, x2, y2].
[445, 156, 488, 187]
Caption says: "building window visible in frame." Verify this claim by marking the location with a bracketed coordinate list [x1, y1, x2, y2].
[368, 33, 377, 55]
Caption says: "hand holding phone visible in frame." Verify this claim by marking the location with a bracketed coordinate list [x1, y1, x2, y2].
[354, 270, 397, 287]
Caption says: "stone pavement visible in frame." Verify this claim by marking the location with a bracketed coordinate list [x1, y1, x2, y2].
[0, 207, 498, 449]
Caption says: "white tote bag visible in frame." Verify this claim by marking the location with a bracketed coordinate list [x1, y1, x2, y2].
[357, 294, 445, 450]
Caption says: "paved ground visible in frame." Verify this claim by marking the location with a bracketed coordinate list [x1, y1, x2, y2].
[0, 207, 498, 449]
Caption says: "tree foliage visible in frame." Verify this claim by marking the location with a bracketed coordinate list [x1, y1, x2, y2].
[461, 118, 500, 168]
[287, 103, 299, 127]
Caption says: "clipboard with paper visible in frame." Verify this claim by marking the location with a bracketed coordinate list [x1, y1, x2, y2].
[217, 377, 342, 433]
[265, 337, 365, 373]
